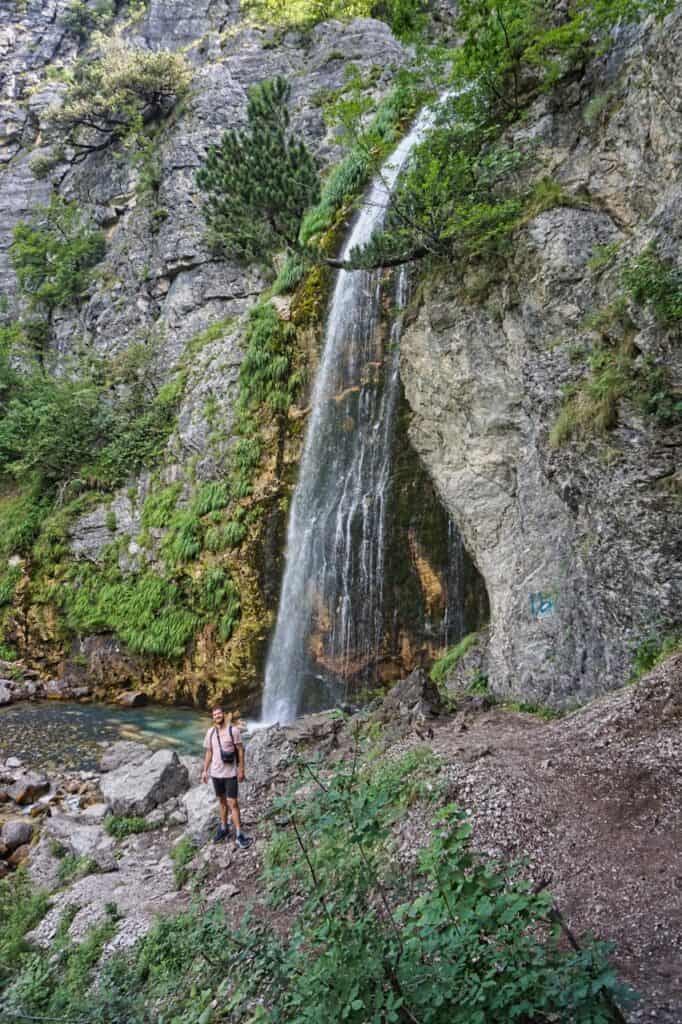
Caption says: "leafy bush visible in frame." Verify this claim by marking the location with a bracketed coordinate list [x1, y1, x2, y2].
[0, 563, 22, 606]
[104, 815, 151, 839]
[44, 35, 191, 162]
[0, 373, 113, 491]
[2, 903, 120, 1022]
[630, 626, 681, 680]
[61, 0, 115, 41]
[57, 853, 100, 886]
[10, 196, 105, 313]
[551, 338, 682, 445]
[0, 870, 50, 990]
[621, 244, 682, 326]
[245, 0, 427, 37]
[141, 482, 182, 529]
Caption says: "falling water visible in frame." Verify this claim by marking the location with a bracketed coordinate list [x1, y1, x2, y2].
[262, 104, 445, 725]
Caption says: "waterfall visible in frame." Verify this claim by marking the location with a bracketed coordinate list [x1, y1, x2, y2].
[261, 104, 443, 725]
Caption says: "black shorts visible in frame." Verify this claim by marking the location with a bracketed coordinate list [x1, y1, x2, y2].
[212, 776, 238, 799]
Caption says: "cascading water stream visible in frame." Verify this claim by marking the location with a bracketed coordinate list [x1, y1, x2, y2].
[261, 103, 445, 725]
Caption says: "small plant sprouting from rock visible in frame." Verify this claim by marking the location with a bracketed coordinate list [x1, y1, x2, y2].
[104, 815, 152, 839]
[170, 836, 196, 889]
[430, 630, 480, 685]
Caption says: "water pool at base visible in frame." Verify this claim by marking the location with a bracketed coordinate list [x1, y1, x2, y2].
[0, 700, 212, 772]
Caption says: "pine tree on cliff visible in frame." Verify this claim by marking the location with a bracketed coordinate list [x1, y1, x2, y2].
[197, 76, 320, 265]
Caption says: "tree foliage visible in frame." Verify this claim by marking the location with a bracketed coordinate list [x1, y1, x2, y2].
[197, 76, 320, 265]
[10, 196, 105, 315]
[44, 34, 192, 162]
[243, 0, 426, 37]
[346, 0, 674, 270]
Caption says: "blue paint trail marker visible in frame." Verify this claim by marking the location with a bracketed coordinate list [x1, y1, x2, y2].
[530, 592, 555, 619]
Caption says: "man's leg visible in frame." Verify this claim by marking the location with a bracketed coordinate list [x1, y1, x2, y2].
[227, 797, 241, 833]
[227, 789, 251, 848]
[211, 779, 230, 842]
[218, 794, 229, 830]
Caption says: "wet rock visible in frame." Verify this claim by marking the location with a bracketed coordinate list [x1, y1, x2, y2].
[117, 691, 147, 707]
[7, 756, 22, 768]
[99, 740, 152, 773]
[8, 772, 50, 805]
[101, 749, 189, 816]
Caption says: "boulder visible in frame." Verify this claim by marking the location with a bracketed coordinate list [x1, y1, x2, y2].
[182, 783, 218, 843]
[8, 772, 50, 805]
[26, 835, 62, 891]
[8, 843, 30, 866]
[44, 813, 117, 872]
[246, 724, 296, 791]
[117, 691, 147, 707]
[180, 754, 204, 785]
[0, 681, 12, 705]
[2, 819, 34, 852]
[383, 669, 444, 716]
[80, 803, 108, 823]
[6, 756, 22, 768]
[99, 740, 152, 773]
[100, 749, 189, 816]
[45, 678, 71, 698]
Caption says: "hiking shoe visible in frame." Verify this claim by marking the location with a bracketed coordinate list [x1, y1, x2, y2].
[236, 831, 252, 850]
[213, 825, 229, 843]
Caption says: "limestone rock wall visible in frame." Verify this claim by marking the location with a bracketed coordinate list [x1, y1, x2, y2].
[401, 12, 682, 704]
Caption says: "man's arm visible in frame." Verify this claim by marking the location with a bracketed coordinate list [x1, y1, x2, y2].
[236, 743, 245, 783]
[201, 745, 212, 784]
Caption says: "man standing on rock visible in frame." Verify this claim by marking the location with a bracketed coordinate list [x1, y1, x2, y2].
[202, 706, 251, 849]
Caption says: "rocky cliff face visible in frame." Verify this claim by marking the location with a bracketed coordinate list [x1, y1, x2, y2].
[1, 1, 679, 709]
[1, 1, 474, 707]
[401, 11, 682, 703]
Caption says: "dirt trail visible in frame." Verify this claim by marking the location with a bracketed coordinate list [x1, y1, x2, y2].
[424, 655, 681, 1022]
[226, 655, 681, 1022]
